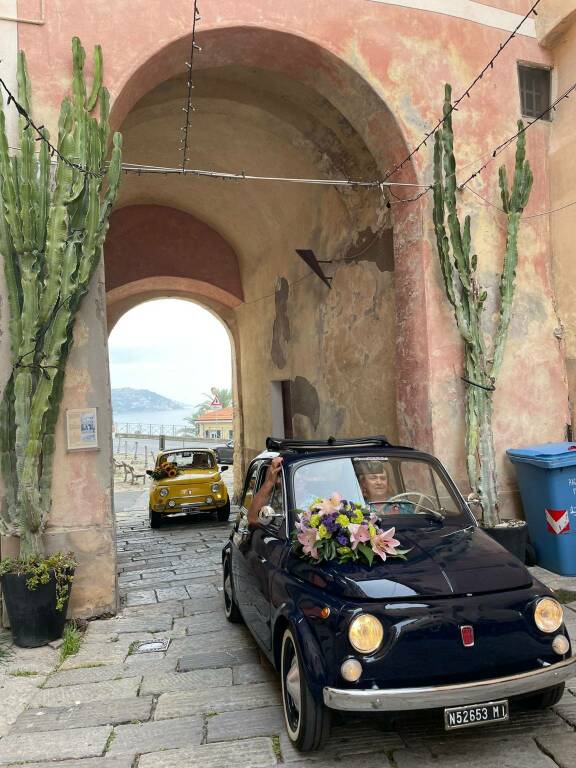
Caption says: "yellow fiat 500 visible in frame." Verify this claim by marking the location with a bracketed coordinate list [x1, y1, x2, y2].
[147, 449, 230, 528]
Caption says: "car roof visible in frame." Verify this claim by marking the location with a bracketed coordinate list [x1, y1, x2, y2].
[251, 436, 427, 468]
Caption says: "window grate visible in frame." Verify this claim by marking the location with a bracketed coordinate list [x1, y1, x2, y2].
[518, 65, 552, 120]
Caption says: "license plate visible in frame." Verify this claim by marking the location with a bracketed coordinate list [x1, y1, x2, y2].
[444, 700, 509, 730]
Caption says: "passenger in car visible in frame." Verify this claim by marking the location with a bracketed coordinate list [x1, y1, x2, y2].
[247, 456, 283, 526]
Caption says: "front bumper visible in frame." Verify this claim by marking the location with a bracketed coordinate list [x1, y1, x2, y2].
[323, 654, 576, 712]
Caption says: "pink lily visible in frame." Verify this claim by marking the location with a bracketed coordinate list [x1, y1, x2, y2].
[348, 523, 371, 550]
[310, 492, 342, 517]
[371, 527, 402, 561]
[297, 527, 320, 559]
[295, 511, 312, 531]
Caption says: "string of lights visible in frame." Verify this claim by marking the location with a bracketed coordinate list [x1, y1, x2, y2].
[0, 74, 101, 177]
[459, 80, 576, 189]
[380, 0, 542, 182]
[179, 0, 201, 170]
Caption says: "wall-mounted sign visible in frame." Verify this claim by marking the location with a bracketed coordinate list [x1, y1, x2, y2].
[66, 408, 99, 451]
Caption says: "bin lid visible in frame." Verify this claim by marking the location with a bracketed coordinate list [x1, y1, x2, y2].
[506, 442, 576, 469]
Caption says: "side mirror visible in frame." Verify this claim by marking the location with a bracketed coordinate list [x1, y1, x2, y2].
[220, 465, 229, 472]
[146, 470, 154, 477]
[258, 505, 282, 522]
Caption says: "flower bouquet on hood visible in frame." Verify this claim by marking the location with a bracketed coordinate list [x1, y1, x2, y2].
[292, 493, 410, 566]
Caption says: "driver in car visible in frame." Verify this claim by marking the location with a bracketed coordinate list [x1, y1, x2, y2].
[354, 459, 407, 515]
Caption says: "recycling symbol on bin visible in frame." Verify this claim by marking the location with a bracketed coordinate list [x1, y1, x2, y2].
[545, 509, 571, 535]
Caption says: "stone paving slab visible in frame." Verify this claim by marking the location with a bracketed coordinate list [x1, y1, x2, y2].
[104, 617, 174, 634]
[554, 690, 576, 726]
[140, 667, 232, 695]
[122, 655, 177, 675]
[169, 631, 255, 655]
[125, 590, 157, 606]
[155, 586, 189, 602]
[12, 695, 153, 732]
[3, 758, 133, 768]
[176, 646, 260, 671]
[536, 732, 576, 768]
[108, 715, 203, 755]
[233, 662, 277, 685]
[122, 600, 185, 618]
[207, 705, 285, 742]
[43, 664, 129, 688]
[32, 676, 141, 707]
[137, 737, 278, 768]
[59, 642, 131, 669]
[155, 682, 280, 719]
[0, 725, 112, 764]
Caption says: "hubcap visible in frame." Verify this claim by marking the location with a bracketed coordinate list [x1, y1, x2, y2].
[286, 654, 301, 713]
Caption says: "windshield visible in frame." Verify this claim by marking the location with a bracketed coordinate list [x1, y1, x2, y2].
[158, 451, 216, 470]
[293, 455, 463, 519]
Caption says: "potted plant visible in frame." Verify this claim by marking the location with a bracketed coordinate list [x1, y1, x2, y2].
[432, 84, 532, 561]
[0, 39, 121, 646]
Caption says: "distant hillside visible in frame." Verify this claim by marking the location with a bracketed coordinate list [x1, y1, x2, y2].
[112, 388, 189, 412]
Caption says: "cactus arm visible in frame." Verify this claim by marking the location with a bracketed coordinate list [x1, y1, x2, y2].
[491, 128, 533, 379]
[86, 44, 103, 112]
[0, 93, 24, 254]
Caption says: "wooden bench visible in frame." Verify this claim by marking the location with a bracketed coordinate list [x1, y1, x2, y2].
[113, 458, 124, 474]
[122, 461, 146, 485]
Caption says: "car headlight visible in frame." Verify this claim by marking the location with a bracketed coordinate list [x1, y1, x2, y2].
[534, 598, 563, 633]
[211, 483, 220, 493]
[348, 613, 384, 654]
[159, 487, 169, 498]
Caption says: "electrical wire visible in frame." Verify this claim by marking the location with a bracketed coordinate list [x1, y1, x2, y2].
[463, 184, 576, 221]
[381, 0, 542, 182]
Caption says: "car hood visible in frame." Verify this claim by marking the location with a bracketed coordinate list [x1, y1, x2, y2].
[289, 525, 532, 599]
[160, 471, 220, 485]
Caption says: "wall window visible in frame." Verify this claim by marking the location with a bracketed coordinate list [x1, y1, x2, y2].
[518, 64, 551, 120]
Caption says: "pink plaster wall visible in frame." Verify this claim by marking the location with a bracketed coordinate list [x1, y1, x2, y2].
[105, 205, 243, 300]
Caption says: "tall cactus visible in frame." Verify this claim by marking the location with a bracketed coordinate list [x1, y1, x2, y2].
[432, 83, 532, 526]
[0, 38, 122, 557]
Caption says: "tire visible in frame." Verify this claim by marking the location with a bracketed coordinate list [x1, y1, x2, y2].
[149, 506, 162, 529]
[223, 556, 242, 623]
[217, 500, 231, 522]
[522, 683, 565, 709]
[280, 627, 331, 751]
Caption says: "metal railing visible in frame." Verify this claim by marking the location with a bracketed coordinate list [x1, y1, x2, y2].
[114, 423, 195, 438]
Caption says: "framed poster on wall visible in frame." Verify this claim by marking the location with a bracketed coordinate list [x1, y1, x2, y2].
[66, 408, 99, 451]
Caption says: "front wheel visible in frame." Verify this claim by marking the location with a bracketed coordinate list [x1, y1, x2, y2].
[149, 506, 162, 529]
[522, 683, 565, 709]
[217, 500, 231, 522]
[280, 627, 331, 752]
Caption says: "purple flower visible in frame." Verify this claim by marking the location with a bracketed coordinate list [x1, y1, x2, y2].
[336, 533, 348, 546]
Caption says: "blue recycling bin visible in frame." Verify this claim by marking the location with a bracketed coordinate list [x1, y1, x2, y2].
[507, 442, 576, 576]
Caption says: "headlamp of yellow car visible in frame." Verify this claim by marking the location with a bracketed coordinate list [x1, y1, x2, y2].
[211, 483, 220, 493]
[159, 487, 169, 498]
[348, 613, 384, 654]
[534, 598, 563, 633]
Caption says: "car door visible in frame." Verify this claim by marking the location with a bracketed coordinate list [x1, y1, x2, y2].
[231, 460, 264, 625]
[244, 467, 289, 652]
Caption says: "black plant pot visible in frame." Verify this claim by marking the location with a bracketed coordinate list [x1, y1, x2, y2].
[482, 520, 529, 563]
[1, 570, 73, 648]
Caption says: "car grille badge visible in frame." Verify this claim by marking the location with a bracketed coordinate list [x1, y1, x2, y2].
[460, 625, 474, 647]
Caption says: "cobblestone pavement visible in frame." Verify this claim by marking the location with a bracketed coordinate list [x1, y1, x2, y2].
[0, 487, 575, 767]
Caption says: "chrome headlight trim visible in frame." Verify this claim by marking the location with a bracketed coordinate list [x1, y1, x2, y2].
[159, 487, 169, 498]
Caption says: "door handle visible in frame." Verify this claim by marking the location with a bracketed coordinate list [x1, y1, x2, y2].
[257, 554, 267, 564]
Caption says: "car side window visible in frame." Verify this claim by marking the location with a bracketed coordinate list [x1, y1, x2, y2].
[260, 472, 286, 537]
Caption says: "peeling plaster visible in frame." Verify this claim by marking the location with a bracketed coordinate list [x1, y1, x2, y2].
[271, 277, 290, 369]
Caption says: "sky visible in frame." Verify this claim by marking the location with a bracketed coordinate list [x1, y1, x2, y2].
[108, 299, 232, 407]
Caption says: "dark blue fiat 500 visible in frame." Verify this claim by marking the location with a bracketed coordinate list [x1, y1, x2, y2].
[221, 437, 575, 752]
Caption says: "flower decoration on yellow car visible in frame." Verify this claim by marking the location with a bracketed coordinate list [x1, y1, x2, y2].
[150, 462, 179, 481]
[292, 493, 410, 566]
